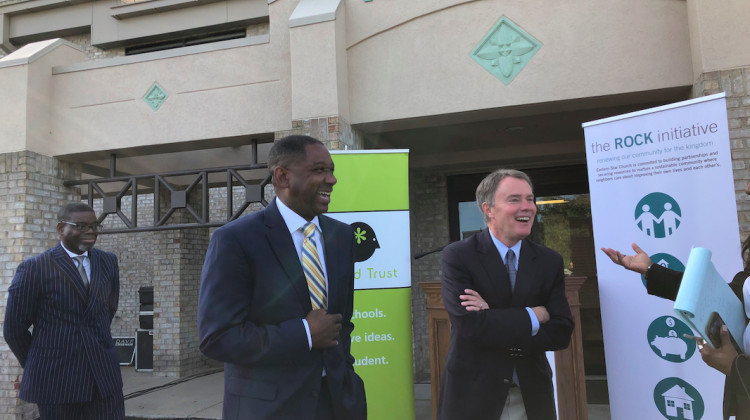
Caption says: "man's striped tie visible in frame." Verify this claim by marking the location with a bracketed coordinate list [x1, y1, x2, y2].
[302, 222, 327, 309]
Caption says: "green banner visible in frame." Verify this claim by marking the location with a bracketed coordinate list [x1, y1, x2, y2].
[351, 288, 415, 420]
[329, 151, 409, 212]
[328, 150, 415, 420]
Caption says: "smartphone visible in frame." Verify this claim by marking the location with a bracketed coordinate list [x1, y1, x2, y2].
[707, 312, 743, 353]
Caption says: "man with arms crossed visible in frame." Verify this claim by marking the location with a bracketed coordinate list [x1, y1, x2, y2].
[4, 202, 124, 419]
[198, 135, 366, 420]
[438, 169, 573, 420]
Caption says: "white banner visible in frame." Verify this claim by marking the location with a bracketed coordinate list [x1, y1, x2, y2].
[583, 93, 741, 420]
[328, 211, 411, 290]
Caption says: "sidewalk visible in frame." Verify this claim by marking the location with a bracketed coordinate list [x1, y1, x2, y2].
[123, 367, 431, 420]
[122, 367, 609, 420]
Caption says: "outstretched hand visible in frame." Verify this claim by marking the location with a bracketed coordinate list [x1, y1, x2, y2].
[601, 243, 652, 275]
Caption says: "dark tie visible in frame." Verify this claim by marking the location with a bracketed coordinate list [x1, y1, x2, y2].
[302, 222, 327, 309]
[74, 255, 89, 288]
[506, 249, 517, 291]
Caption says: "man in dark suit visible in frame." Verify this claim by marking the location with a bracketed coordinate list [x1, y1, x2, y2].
[198, 135, 366, 420]
[437, 169, 573, 420]
[3, 202, 124, 420]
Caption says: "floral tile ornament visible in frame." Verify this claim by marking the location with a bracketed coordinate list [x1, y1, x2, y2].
[143, 83, 168, 111]
[470, 16, 542, 85]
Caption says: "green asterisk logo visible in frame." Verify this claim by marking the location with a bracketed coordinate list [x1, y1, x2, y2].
[354, 227, 367, 244]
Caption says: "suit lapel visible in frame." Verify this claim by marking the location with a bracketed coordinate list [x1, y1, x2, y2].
[476, 229, 513, 304]
[512, 239, 538, 305]
[51, 244, 89, 304]
[320, 216, 339, 313]
[86, 249, 105, 311]
[264, 200, 312, 311]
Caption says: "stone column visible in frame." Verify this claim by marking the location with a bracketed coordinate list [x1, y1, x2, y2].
[0, 151, 80, 420]
[277, 116, 365, 151]
[151, 182, 209, 377]
[409, 171, 450, 383]
[692, 70, 750, 240]
[687, 0, 750, 240]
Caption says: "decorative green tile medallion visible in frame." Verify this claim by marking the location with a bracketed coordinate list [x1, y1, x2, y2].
[470, 16, 542, 85]
[143, 83, 168, 111]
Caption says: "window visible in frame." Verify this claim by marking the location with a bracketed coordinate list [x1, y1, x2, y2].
[125, 29, 247, 55]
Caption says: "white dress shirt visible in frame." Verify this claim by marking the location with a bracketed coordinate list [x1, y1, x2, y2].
[275, 198, 329, 351]
[61, 242, 91, 285]
[487, 233, 540, 335]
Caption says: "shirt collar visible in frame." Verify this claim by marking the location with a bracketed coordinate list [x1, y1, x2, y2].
[60, 242, 89, 259]
[487, 231, 522, 264]
[275, 197, 321, 235]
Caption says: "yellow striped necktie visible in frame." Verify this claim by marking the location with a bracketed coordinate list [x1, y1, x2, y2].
[302, 222, 327, 309]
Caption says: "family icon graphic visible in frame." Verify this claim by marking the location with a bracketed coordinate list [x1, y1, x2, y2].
[635, 193, 683, 238]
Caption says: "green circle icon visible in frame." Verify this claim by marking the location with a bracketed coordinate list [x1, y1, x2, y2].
[646, 316, 697, 363]
[635, 193, 682, 238]
[641, 253, 685, 289]
[653, 377, 704, 419]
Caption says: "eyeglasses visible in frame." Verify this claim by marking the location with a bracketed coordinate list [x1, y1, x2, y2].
[59, 221, 102, 232]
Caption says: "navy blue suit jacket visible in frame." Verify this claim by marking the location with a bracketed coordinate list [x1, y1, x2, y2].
[437, 230, 573, 420]
[3, 244, 122, 404]
[198, 199, 366, 420]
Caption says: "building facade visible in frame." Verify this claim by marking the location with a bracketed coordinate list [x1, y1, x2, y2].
[2, 0, 750, 418]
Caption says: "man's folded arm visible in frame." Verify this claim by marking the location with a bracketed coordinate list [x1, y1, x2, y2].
[526, 263, 573, 352]
[441, 247, 535, 348]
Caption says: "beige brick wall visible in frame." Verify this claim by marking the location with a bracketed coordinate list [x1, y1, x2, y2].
[694, 68, 750, 242]
[279, 117, 365, 151]
[92, 180, 273, 376]
[408, 170, 449, 382]
[0, 151, 80, 420]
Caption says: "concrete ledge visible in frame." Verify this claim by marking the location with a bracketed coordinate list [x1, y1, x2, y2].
[110, 0, 223, 20]
[52, 33, 268, 73]
[288, 0, 340, 28]
[0, 0, 90, 16]
[0, 37, 81, 68]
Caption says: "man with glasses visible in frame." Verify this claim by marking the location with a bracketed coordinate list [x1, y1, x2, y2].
[3, 202, 124, 419]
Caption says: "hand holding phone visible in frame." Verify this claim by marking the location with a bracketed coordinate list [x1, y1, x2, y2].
[707, 312, 743, 353]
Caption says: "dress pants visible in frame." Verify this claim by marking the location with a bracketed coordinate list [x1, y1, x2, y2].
[314, 377, 335, 420]
[37, 379, 124, 420]
[38, 394, 124, 420]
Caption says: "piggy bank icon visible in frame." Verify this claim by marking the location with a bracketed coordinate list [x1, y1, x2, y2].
[651, 333, 688, 360]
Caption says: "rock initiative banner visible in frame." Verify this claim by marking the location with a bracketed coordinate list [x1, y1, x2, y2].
[583, 93, 742, 420]
[327, 150, 415, 420]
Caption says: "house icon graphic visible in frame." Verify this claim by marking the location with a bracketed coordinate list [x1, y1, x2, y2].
[661, 385, 695, 419]
[657, 259, 670, 268]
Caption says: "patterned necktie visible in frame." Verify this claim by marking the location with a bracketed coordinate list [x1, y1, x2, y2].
[74, 255, 89, 288]
[506, 249, 517, 291]
[302, 222, 327, 309]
